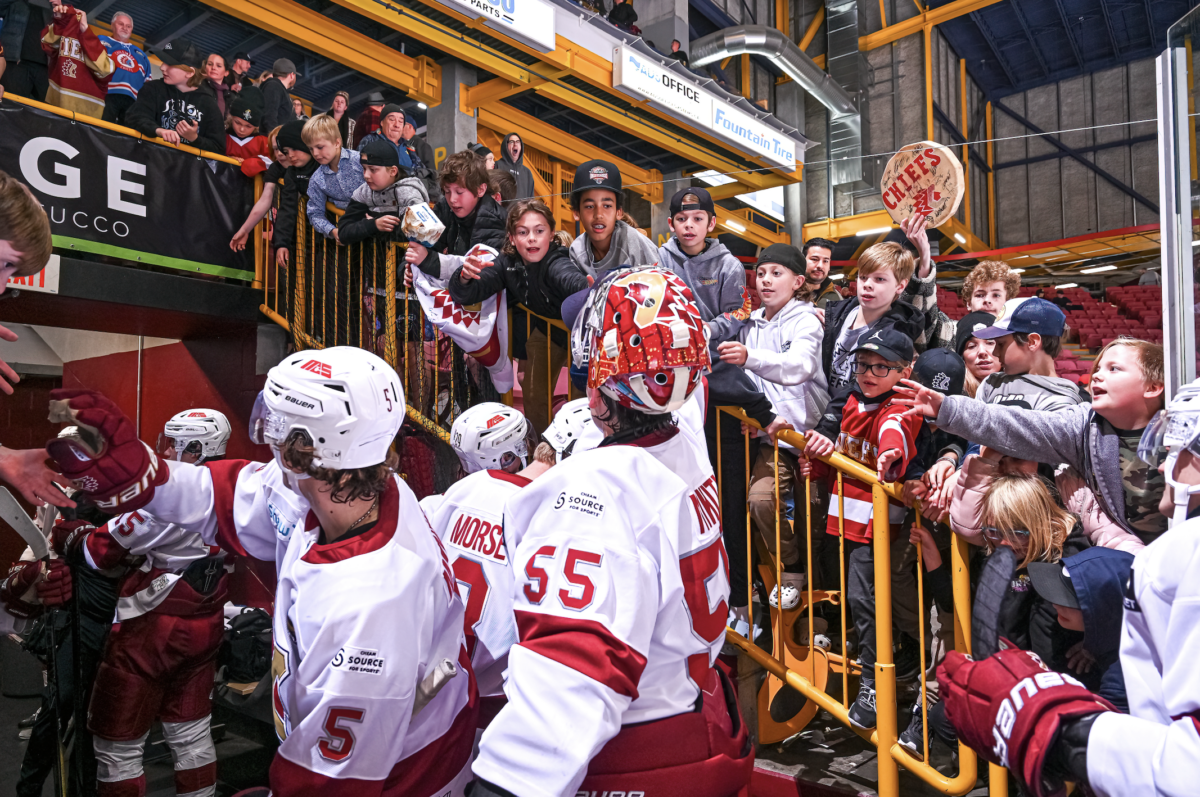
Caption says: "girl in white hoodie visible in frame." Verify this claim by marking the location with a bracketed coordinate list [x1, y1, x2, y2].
[718, 244, 829, 610]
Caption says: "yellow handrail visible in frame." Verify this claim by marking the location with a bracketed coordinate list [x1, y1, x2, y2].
[720, 406, 988, 796]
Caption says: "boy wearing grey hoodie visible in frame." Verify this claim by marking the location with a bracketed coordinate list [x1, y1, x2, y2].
[337, 139, 430, 245]
[657, 187, 753, 346]
[568, 159, 659, 278]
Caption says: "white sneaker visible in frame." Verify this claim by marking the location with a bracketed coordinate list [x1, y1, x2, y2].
[768, 572, 806, 610]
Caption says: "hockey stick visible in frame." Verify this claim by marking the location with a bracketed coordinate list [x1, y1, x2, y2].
[46, 616, 68, 797]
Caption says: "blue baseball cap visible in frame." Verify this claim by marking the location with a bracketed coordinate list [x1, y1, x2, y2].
[972, 297, 1065, 340]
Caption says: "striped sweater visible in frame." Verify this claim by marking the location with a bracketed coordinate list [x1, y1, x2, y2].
[40, 9, 113, 117]
[826, 390, 923, 543]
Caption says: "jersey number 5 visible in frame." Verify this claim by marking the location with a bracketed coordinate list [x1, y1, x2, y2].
[318, 707, 365, 762]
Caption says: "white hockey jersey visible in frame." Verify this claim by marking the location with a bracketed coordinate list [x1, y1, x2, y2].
[422, 469, 527, 701]
[144, 458, 309, 574]
[79, 509, 224, 620]
[142, 462, 477, 797]
[1087, 520, 1200, 797]
[555, 378, 709, 460]
[472, 425, 730, 797]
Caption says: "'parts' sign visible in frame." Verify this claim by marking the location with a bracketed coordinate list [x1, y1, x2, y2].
[612, 45, 798, 169]
[880, 141, 964, 228]
[441, 0, 556, 51]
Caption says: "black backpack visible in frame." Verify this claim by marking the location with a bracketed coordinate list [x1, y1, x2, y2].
[219, 608, 272, 683]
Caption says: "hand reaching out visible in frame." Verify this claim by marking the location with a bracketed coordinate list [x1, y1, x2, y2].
[230, 231, 249, 251]
[0, 324, 21, 395]
[717, 341, 748, 366]
[893, 378, 944, 419]
[877, 447, 903, 481]
[458, 253, 490, 283]
[405, 243, 428, 267]
[0, 448, 76, 508]
[909, 522, 942, 571]
[922, 458, 956, 490]
[374, 214, 400, 233]
[900, 213, 932, 277]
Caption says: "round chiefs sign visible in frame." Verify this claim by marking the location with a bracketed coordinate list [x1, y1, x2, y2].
[880, 141, 964, 228]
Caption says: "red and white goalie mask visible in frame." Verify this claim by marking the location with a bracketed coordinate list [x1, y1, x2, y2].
[584, 267, 709, 414]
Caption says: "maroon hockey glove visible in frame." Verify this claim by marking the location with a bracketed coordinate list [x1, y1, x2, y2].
[36, 559, 73, 608]
[937, 647, 1115, 797]
[0, 561, 45, 619]
[51, 519, 94, 562]
[45, 389, 168, 514]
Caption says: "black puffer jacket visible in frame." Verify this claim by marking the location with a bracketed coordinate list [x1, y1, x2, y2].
[417, 194, 507, 275]
[448, 241, 587, 357]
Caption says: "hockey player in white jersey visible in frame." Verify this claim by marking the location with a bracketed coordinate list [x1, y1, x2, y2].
[471, 267, 752, 797]
[42, 349, 477, 797]
[51, 408, 231, 797]
[424, 403, 555, 731]
[935, 379, 1200, 797]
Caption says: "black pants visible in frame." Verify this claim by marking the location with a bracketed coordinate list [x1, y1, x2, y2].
[1, 60, 49, 102]
[18, 618, 106, 797]
[101, 94, 135, 125]
[707, 405, 751, 607]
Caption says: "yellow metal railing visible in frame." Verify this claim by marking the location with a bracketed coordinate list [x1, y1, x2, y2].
[717, 406, 1006, 797]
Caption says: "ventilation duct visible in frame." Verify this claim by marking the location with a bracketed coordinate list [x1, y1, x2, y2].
[690, 12, 873, 189]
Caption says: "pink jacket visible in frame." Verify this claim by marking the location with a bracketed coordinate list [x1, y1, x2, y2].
[949, 454, 1145, 554]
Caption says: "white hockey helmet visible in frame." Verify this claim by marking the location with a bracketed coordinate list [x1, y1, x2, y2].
[542, 398, 594, 462]
[157, 409, 231, 464]
[1139, 378, 1200, 526]
[450, 402, 531, 474]
[250, 347, 404, 470]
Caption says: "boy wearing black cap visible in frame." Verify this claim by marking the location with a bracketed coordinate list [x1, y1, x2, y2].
[225, 95, 272, 178]
[337, 139, 430, 245]
[658, 186, 752, 344]
[568, 159, 659, 278]
[126, 38, 224, 154]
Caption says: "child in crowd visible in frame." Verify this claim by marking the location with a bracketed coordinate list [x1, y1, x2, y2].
[488, 169, 517, 205]
[567, 159, 659, 278]
[302, 114, 362, 242]
[224, 95, 272, 178]
[717, 243, 826, 611]
[271, 120, 316, 268]
[1028, 547, 1135, 710]
[405, 150, 507, 281]
[941, 337, 1162, 553]
[229, 125, 288, 252]
[801, 324, 924, 730]
[41, 3, 113, 117]
[961, 259, 1020, 318]
[970, 297, 1084, 409]
[911, 471, 1085, 750]
[448, 199, 587, 433]
[802, 237, 842, 310]
[126, 38, 224, 154]
[0, 170, 54, 289]
[658, 187, 752, 345]
[906, 330, 1166, 548]
[336, 139, 429, 245]
[954, 310, 999, 398]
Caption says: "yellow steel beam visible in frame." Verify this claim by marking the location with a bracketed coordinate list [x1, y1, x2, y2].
[860, 0, 1003, 50]
[715, 206, 789, 248]
[197, 0, 440, 103]
[960, 58, 971, 233]
[799, 6, 825, 52]
[924, 24, 934, 139]
[325, 0, 791, 185]
[476, 105, 663, 203]
[940, 215, 989, 254]
[803, 209, 894, 241]
[460, 73, 567, 112]
[776, 0, 788, 34]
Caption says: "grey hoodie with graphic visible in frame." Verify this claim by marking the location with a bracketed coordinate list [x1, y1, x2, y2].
[657, 237, 752, 345]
